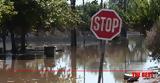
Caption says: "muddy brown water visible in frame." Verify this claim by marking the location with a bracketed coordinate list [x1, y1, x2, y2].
[0, 36, 158, 83]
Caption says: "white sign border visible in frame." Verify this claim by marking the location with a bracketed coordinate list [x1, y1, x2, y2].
[90, 9, 122, 40]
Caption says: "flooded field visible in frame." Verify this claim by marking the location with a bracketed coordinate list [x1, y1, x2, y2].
[0, 36, 158, 83]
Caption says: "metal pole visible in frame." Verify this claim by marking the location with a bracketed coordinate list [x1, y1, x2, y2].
[82, 0, 84, 6]
[100, 0, 103, 8]
[125, 52, 126, 73]
[98, 40, 106, 83]
[98, 1, 105, 82]
[83, 46, 86, 83]
[84, 62, 85, 83]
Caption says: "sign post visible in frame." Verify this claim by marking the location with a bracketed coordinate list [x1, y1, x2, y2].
[90, 9, 122, 83]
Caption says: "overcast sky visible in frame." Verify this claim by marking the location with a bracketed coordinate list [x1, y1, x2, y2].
[67, 0, 109, 5]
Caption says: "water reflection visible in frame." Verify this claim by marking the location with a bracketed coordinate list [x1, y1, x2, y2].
[0, 36, 155, 83]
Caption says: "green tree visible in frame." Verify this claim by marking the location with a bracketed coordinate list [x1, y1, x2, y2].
[0, 0, 16, 53]
[110, 0, 160, 34]
[145, 0, 160, 54]
[77, 1, 100, 30]
[37, 0, 82, 38]
[7, 0, 45, 53]
[0, 0, 82, 54]
[149, 0, 160, 21]
[8, 0, 82, 53]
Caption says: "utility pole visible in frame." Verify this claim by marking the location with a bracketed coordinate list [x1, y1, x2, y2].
[70, 0, 77, 47]
[82, 0, 84, 6]
[100, 0, 103, 8]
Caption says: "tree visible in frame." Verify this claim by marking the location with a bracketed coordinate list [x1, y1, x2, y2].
[149, 0, 160, 21]
[145, 0, 160, 54]
[1, 0, 82, 54]
[10, 0, 81, 53]
[109, 0, 160, 54]
[6, 0, 44, 53]
[0, 0, 16, 53]
[77, 1, 100, 30]
[109, 0, 160, 35]
[36, 0, 82, 35]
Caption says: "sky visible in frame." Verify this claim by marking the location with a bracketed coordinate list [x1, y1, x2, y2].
[67, 0, 109, 5]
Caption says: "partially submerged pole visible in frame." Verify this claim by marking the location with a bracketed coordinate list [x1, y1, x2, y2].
[98, 1, 105, 83]
[98, 40, 106, 83]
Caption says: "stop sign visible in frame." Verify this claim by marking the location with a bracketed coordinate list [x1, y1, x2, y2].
[90, 9, 122, 40]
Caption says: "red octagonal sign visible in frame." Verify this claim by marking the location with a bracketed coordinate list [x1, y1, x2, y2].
[90, 9, 122, 40]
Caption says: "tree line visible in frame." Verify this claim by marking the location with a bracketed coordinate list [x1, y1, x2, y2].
[0, 0, 160, 54]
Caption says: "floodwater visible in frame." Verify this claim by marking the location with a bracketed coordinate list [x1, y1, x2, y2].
[0, 36, 158, 83]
